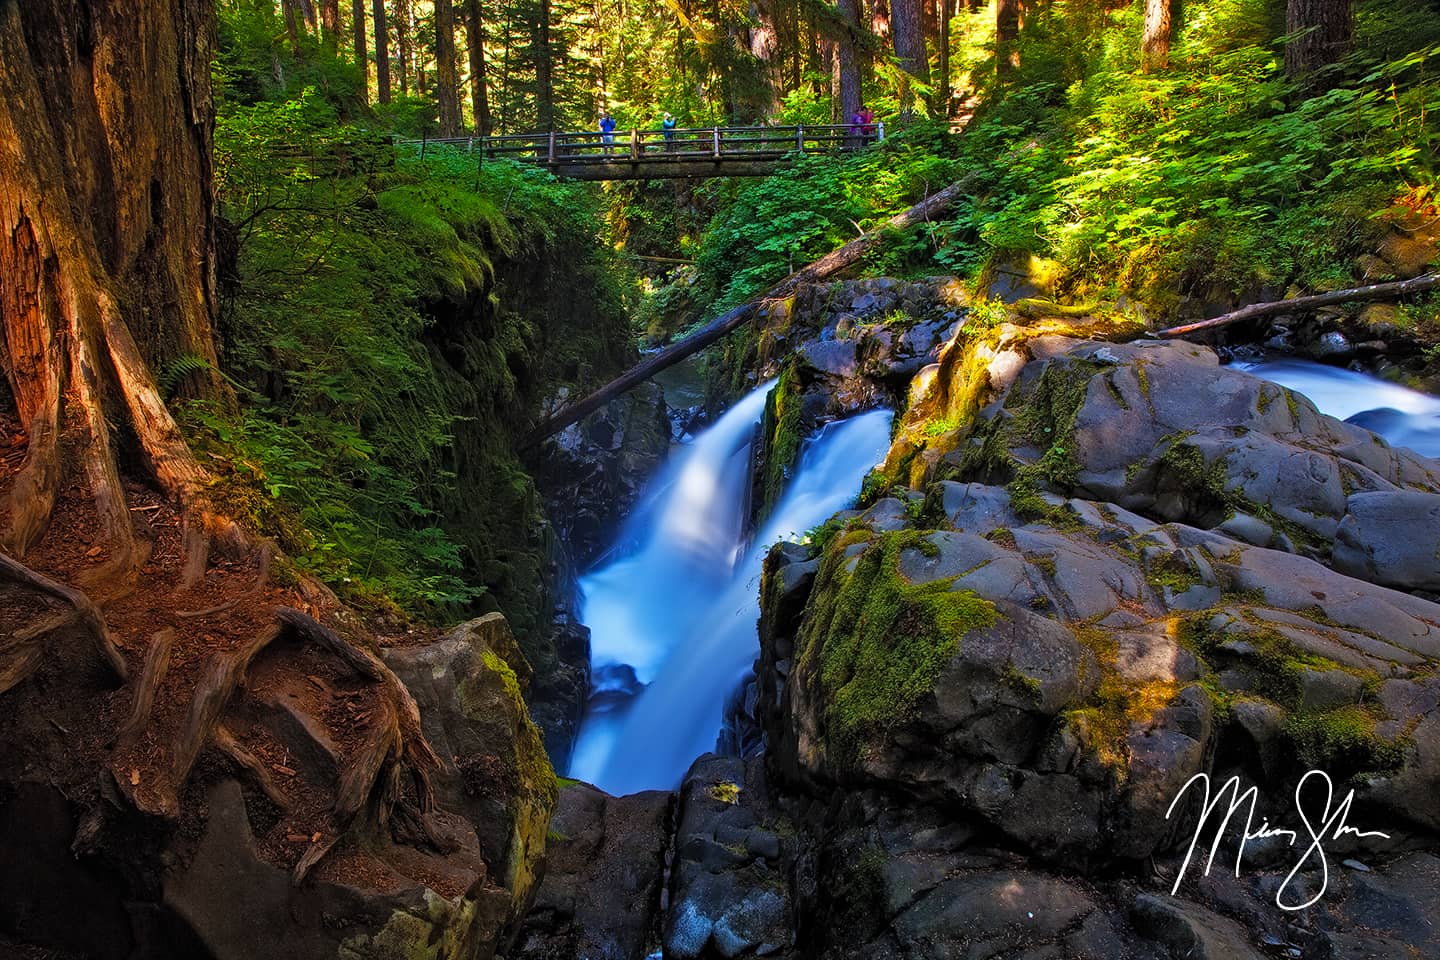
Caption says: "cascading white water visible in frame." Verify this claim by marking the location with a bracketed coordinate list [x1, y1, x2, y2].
[567, 382, 892, 795]
[1239, 359, 1440, 459]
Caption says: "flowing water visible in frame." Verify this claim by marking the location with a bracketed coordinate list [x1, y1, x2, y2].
[1238, 358, 1440, 459]
[568, 382, 892, 795]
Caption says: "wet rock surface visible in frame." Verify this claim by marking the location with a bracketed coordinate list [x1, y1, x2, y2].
[514, 782, 673, 960]
[516, 329, 1440, 960]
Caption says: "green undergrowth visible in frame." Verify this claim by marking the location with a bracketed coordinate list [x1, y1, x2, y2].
[797, 530, 999, 763]
[682, 0, 1440, 329]
[202, 83, 634, 648]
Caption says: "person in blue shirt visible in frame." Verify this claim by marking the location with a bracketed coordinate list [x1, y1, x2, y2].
[600, 111, 617, 156]
[662, 112, 677, 151]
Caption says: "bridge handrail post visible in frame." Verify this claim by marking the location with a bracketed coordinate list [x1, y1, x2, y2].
[713, 126, 721, 158]
[630, 128, 639, 160]
[797, 125, 804, 152]
[548, 131, 556, 163]
[878, 121, 885, 142]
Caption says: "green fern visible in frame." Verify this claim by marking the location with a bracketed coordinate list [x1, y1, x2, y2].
[160, 353, 213, 399]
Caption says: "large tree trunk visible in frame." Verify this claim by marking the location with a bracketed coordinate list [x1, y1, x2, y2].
[1143, 0, 1171, 71]
[297, 0, 320, 32]
[463, 0, 492, 136]
[373, 0, 392, 103]
[0, 0, 239, 586]
[434, 0, 463, 136]
[535, 0, 555, 130]
[1286, 0, 1353, 80]
[396, 0, 413, 96]
[936, 0, 950, 116]
[282, 0, 303, 53]
[996, 0, 1021, 77]
[353, 0, 369, 94]
[889, 0, 928, 111]
[835, 0, 862, 125]
[320, 0, 341, 53]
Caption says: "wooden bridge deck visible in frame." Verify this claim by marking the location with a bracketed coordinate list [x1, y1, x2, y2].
[399, 124, 882, 180]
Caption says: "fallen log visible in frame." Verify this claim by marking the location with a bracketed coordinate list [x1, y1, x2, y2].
[1154, 273, 1440, 339]
[528, 177, 974, 441]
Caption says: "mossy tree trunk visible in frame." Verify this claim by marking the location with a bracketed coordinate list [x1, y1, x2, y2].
[0, 0, 241, 588]
[353, 0, 369, 95]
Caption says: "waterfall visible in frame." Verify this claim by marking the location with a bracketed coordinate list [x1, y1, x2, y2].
[1239, 359, 1440, 459]
[568, 382, 892, 795]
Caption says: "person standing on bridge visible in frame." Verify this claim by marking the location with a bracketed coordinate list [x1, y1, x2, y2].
[855, 105, 876, 143]
[600, 111, 617, 157]
[662, 112, 677, 151]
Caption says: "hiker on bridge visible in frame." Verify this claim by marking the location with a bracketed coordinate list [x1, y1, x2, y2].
[662, 112, 677, 151]
[600, 111, 617, 156]
[850, 105, 876, 145]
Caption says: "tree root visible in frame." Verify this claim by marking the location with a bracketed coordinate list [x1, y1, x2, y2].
[115, 629, 175, 747]
[212, 723, 292, 813]
[0, 551, 127, 693]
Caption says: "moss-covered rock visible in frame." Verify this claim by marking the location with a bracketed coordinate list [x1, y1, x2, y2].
[382, 613, 558, 930]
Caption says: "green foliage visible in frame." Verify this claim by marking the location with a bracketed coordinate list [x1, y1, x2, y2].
[693, 126, 963, 310]
[685, 0, 1440, 325]
[209, 77, 631, 628]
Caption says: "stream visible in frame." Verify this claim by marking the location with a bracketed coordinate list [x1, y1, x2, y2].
[1237, 358, 1440, 458]
[567, 379, 892, 795]
[567, 357, 1440, 797]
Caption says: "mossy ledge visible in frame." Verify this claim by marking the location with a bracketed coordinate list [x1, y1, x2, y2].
[795, 530, 999, 763]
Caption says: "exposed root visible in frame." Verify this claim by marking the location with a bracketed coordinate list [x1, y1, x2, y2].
[292, 834, 339, 886]
[4, 403, 60, 556]
[169, 625, 284, 796]
[212, 723, 292, 813]
[115, 629, 175, 747]
[176, 542, 272, 618]
[0, 551, 127, 689]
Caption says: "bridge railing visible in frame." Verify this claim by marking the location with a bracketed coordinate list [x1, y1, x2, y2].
[398, 124, 882, 166]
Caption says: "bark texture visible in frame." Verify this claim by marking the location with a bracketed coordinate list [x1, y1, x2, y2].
[373, 0, 391, 103]
[997, 0, 1022, 76]
[1286, 0, 1353, 79]
[352, 0, 368, 94]
[890, 0, 930, 109]
[463, 0, 491, 136]
[835, 0, 863, 125]
[0, 0, 235, 577]
[434, 0, 463, 137]
[1143, 0, 1171, 71]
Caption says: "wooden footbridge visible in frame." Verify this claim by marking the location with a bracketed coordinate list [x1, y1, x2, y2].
[399, 123, 883, 181]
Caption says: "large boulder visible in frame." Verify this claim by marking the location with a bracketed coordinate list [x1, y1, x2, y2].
[761, 335, 1440, 872]
[382, 613, 558, 922]
[513, 781, 673, 960]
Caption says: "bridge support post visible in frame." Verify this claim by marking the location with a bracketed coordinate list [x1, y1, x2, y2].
[797, 126, 804, 152]
[548, 131, 556, 163]
[630, 129, 639, 160]
[713, 127, 721, 158]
